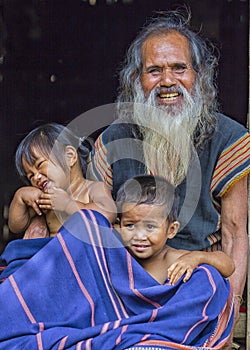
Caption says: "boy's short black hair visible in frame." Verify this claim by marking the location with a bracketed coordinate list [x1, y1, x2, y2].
[116, 175, 179, 223]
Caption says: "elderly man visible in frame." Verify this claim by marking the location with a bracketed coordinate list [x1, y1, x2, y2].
[89, 9, 250, 345]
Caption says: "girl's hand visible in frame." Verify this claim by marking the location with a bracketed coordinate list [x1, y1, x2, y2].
[38, 187, 72, 212]
[16, 186, 43, 216]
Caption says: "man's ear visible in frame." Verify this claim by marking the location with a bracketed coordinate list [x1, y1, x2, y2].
[166, 221, 180, 239]
[65, 145, 78, 167]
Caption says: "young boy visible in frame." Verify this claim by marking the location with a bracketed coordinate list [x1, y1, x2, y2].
[116, 175, 235, 285]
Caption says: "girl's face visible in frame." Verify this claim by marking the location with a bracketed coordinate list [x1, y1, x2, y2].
[120, 202, 179, 262]
[22, 148, 70, 192]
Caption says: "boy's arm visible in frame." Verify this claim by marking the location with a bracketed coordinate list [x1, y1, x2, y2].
[8, 187, 43, 234]
[168, 250, 235, 285]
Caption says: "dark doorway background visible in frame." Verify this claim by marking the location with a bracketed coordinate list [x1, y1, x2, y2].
[0, 0, 248, 247]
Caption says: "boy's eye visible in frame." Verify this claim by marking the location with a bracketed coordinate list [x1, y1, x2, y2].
[147, 224, 155, 230]
[125, 224, 135, 230]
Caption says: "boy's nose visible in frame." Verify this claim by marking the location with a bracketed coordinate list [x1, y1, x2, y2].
[134, 230, 147, 240]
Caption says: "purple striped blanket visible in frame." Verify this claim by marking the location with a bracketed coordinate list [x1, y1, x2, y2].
[0, 210, 234, 349]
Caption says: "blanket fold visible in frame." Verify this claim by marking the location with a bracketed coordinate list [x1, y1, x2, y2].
[0, 209, 233, 350]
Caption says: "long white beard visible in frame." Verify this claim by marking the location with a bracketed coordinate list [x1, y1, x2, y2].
[131, 82, 203, 185]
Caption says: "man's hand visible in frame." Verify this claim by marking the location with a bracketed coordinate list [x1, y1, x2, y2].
[167, 252, 198, 285]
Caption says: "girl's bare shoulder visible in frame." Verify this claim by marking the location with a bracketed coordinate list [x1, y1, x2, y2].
[85, 179, 107, 192]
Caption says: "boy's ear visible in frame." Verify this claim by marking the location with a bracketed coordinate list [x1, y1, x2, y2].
[166, 221, 180, 239]
[65, 145, 78, 167]
[113, 217, 121, 233]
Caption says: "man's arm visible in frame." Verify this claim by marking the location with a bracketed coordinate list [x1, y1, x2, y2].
[221, 176, 248, 322]
[167, 250, 235, 285]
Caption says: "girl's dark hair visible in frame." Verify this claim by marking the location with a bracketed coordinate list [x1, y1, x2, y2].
[116, 175, 179, 223]
[15, 122, 92, 184]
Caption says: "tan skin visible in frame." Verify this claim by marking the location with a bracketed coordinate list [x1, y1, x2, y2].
[9, 146, 117, 237]
[119, 203, 235, 285]
[139, 31, 248, 342]
[140, 31, 196, 104]
[220, 177, 248, 348]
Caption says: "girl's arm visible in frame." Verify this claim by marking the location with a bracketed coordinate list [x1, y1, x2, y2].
[38, 181, 117, 224]
[82, 181, 117, 223]
[167, 250, 235, 285]
[8, 187, 43, 234]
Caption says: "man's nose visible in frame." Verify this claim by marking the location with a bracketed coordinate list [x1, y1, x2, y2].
[160, 68, 176, 87]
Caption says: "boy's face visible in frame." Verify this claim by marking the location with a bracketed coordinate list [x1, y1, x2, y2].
[120, 202, 178, 261]
[22, 148, 70, 192]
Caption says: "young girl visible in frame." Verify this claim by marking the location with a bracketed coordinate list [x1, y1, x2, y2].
[9, 123, 116, 237]
[116, 175, 235, 285]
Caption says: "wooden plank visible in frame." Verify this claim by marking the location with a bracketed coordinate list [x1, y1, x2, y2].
[246, 29, 250, 349]
[246, 167, 250, 345]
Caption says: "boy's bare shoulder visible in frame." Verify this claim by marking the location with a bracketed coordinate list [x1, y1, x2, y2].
[165, 246, 189, 265]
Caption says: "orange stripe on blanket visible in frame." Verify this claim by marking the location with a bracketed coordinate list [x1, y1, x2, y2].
[116, 325, 129, 346]
[57, 233, 96, 327]
[87, 210, 129, 318]
[9, 275, 37, 324]
[36, 332, 44, 350]
[58, 336, 68, 349]
[206, 287, 234, 347]
[80, 211, 126, 320]
[135, 339, 204, 349]
[127, 252, 162, 309]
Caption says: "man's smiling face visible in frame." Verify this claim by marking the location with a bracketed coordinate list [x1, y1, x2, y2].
[140, 31, 196, 107]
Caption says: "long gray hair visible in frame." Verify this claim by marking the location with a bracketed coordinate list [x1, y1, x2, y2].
[116, 9, 219, 148]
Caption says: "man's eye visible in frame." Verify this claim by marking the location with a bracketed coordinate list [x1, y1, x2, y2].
[148, 68, 161, 76]
[172, 65, 187, 74]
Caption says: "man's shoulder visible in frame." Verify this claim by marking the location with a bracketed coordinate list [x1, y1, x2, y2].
[216, 113, 248, 134]
[210, 113, 249, 147]
[98, 120, 138, 143]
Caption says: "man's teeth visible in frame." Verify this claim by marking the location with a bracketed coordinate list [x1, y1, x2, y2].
[159, 92, 179, 100]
